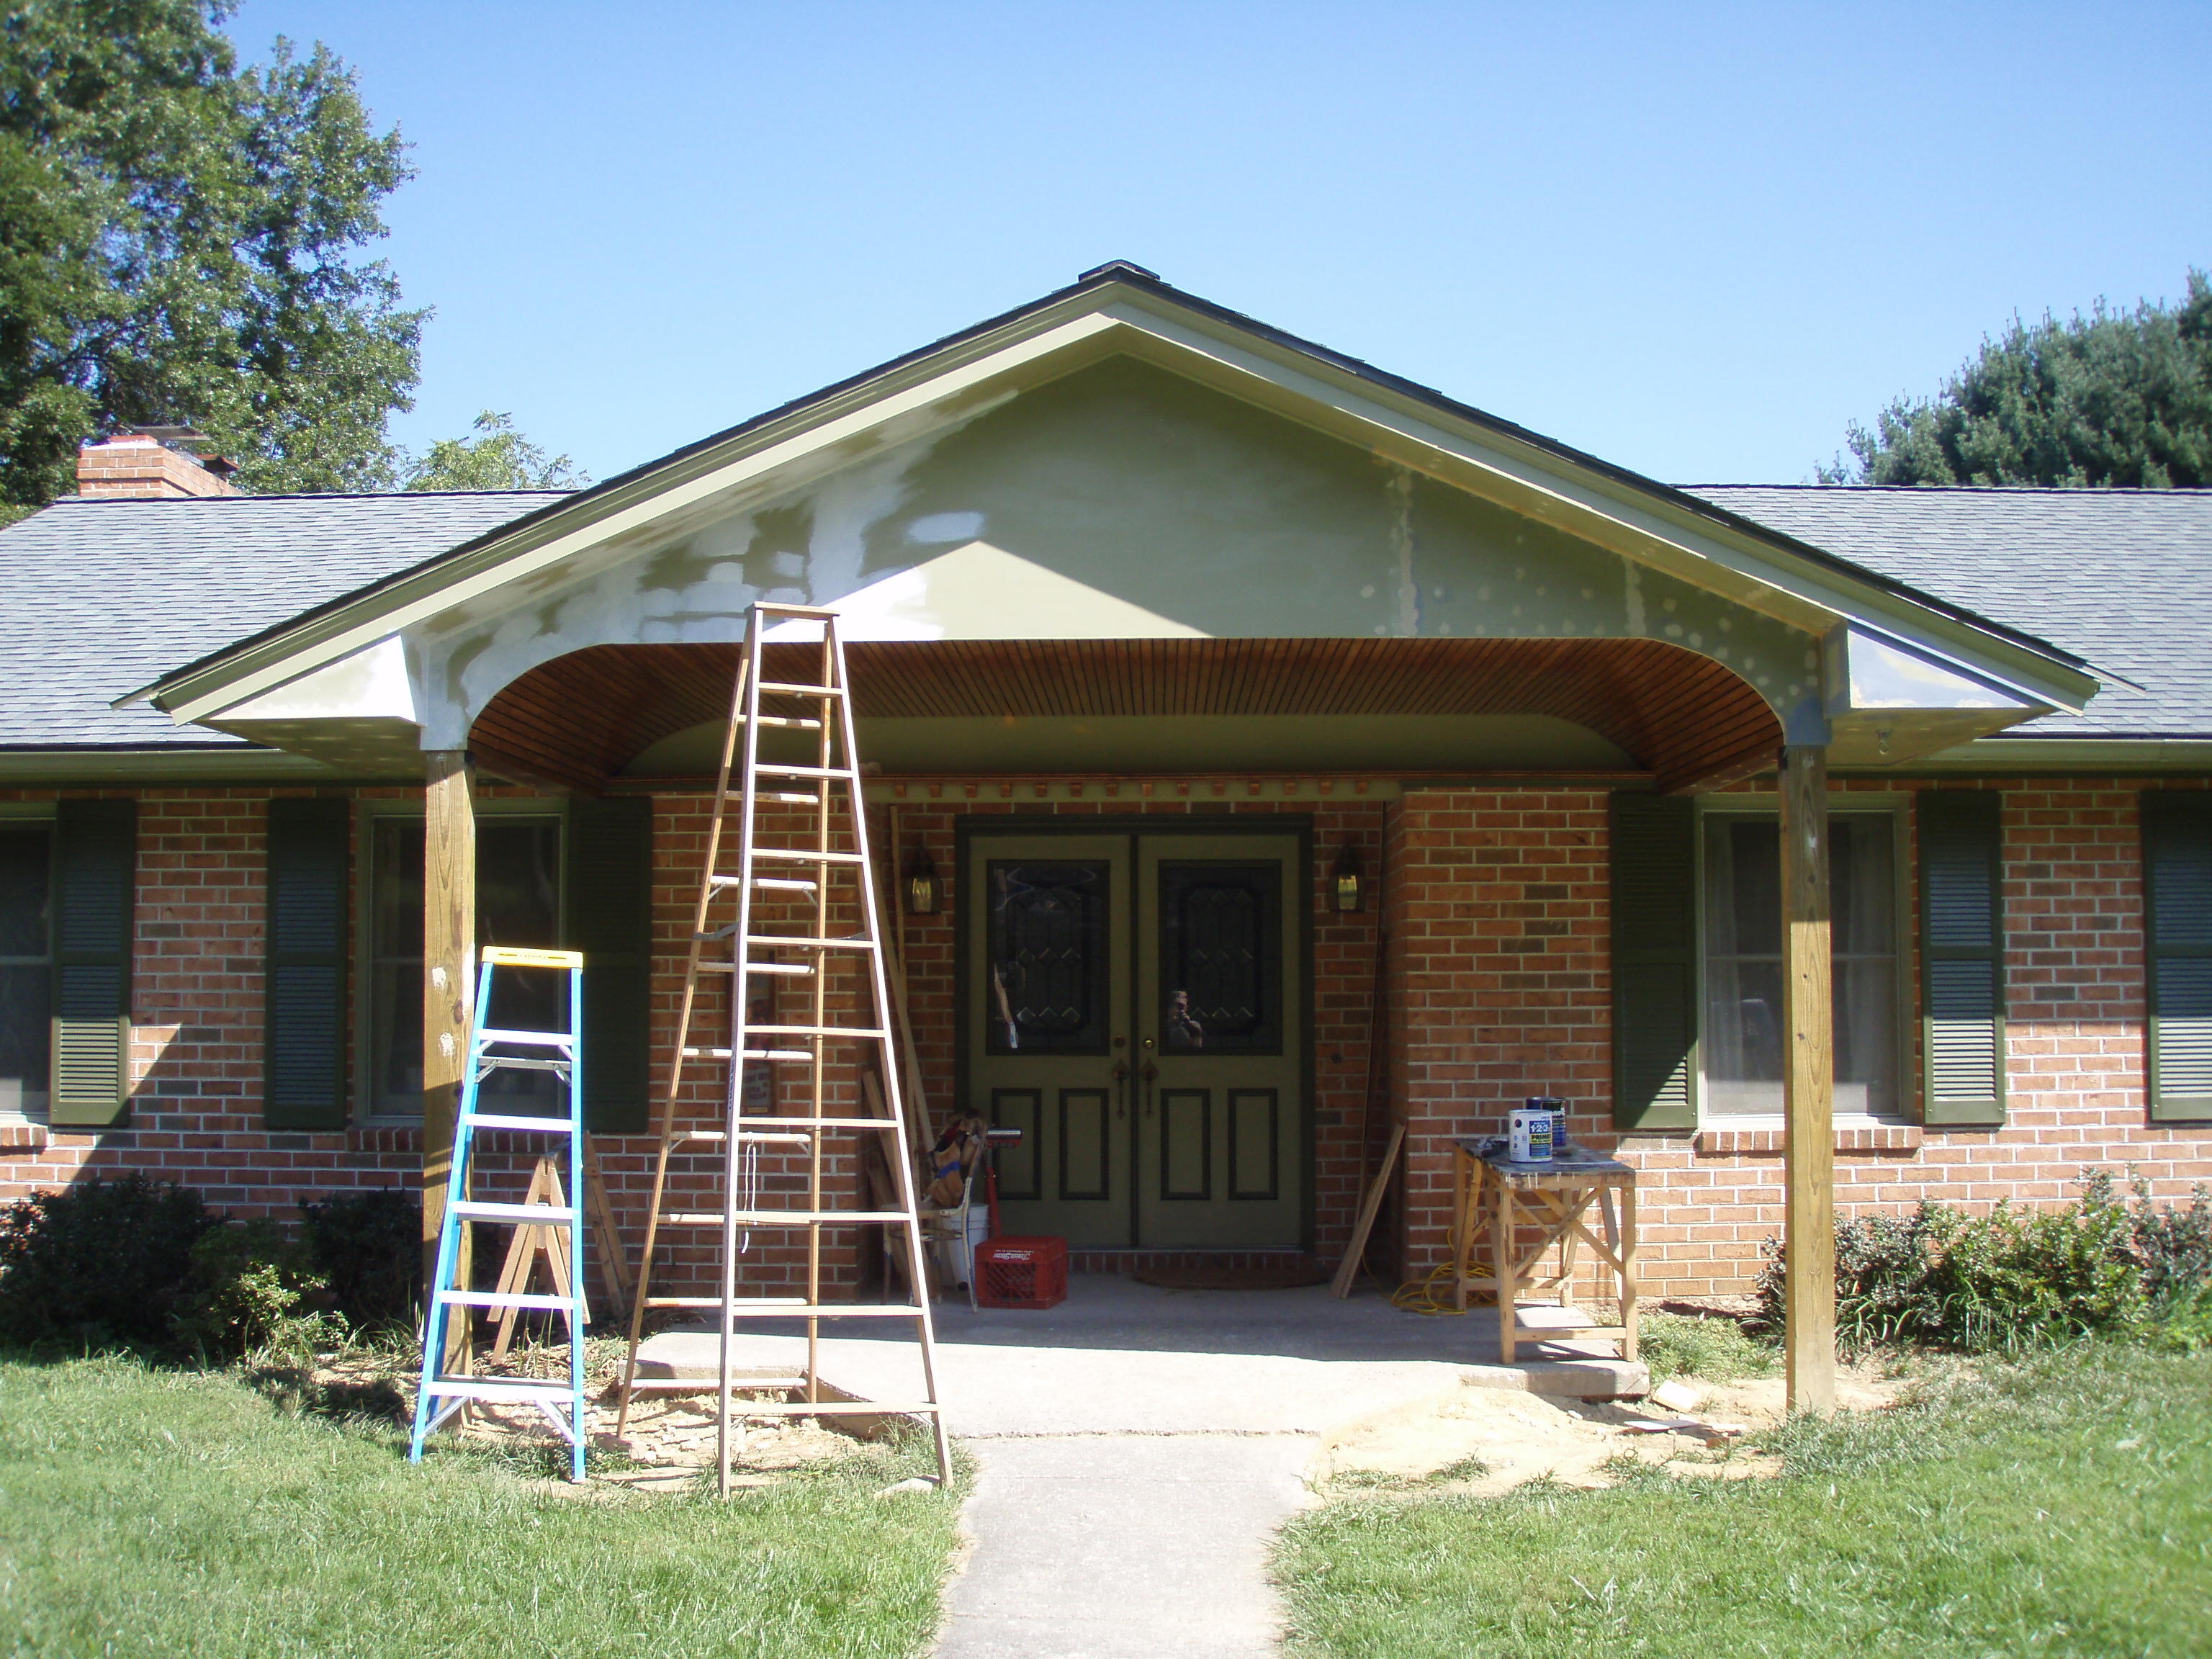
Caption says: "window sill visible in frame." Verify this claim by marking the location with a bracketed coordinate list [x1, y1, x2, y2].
[1696, 1123, 1923, 1156]
[0, 1122, 50, 1151]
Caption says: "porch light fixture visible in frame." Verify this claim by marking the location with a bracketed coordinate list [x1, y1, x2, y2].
[1331, 845, 1364, 913]
[904, 847, 940, 915]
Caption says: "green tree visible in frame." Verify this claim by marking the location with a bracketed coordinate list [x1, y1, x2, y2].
[403, 410, 586, 491]
[0, 1, 423, 512]
[1825, 270, 2211, 487]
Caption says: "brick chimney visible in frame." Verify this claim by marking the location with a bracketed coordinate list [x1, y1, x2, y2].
[76, 433, 240, 499]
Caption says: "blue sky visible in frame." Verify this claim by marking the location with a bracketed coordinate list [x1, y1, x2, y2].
[238, 2, 2211, 488]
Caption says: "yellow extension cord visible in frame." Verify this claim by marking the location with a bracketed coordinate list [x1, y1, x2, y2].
[1390, 1262, 1471, 1316]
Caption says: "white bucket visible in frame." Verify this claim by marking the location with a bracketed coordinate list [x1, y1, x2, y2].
[1508, 1106, 1552, 1164]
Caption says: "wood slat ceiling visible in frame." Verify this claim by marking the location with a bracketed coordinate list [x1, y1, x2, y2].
[469, 637, 1781, 796]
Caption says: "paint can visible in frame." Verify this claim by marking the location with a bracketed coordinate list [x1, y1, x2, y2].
[1528, 1096, 1570, 1157]
[1507, 1105, 1552, 1164]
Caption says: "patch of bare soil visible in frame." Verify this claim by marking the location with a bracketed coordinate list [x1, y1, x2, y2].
[1318, 1361, 1903, 1497]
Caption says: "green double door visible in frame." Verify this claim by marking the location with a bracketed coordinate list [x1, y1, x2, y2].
[964, 829, 1306, 1249]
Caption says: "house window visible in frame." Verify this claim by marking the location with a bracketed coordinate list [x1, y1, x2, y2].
[1700, 806, 1901, 1119]
[364, 810, 563, 1118]
[0, 823, 53, 1125]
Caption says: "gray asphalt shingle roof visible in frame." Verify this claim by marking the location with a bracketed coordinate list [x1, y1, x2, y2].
[1686, 486, 2212, 741]
[0, 482, 2202, 757]
[0, 491, 566, 750]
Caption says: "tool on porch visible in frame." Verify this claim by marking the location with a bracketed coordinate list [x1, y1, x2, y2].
[410, 946, 589, 1483]
[611, 602, 953, 1497]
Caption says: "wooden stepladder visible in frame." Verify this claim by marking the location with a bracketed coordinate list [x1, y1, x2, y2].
[411, 946, 589, 1483]
[614, 603, 953, 1496]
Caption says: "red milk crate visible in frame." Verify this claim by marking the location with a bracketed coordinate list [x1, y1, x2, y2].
[972, 1236, 1068, 1310]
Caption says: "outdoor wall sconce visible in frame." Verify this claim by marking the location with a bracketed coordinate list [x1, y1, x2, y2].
[905, 848, 940, 915]
[1332, 845, 1364, 913]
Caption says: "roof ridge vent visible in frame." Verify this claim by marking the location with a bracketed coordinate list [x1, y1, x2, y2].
[1078, 259, 1161, 284]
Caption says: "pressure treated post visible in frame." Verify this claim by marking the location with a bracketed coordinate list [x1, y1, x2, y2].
[1779, 744, 1837, 1414]
[423, 750, 477, 1341]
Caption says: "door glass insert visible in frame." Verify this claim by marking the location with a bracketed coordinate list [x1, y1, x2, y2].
[986, 861, 1110, 1053]
[1157, 862, 1281, 1054]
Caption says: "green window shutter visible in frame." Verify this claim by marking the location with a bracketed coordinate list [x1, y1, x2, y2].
[1918, 791, 2005, 1126]
[1611, 793, 1696, 1130]
[265, 799, 351, 1130]
[565, 797, 652, 1133]
[50, 799, 135, 1128]
[2142, 792, 2212, 1122]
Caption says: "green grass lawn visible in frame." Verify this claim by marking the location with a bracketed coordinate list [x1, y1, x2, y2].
[1274, 1343, 2211, 1659]
[0, 1354, 963, 1658]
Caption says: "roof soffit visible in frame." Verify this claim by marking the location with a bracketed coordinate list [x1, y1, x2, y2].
[135, 276, 2100, 729]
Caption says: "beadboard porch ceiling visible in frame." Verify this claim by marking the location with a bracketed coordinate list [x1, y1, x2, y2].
[467, 635, 1779, 796]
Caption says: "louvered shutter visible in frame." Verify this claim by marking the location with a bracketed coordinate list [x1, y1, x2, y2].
[50, 799, 135, 1128]
[1918, 791, 2005, 1126]
[2141, 792, 2212, 1121]
[1611, 793, 1696, 1129]
[565, 797, 652, 1133]
[265, 799, 350, 1129]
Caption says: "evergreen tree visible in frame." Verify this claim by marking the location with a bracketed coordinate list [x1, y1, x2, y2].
[0, 1, 423, 511]
[403, 411, 586, 493]
[1825, 271, 2211, 488]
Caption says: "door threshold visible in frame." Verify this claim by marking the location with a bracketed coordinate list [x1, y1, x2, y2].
[1068, 1247, 1321, 1274]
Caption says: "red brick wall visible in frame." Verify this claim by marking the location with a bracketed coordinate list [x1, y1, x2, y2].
[7, 776, 2210, 1313]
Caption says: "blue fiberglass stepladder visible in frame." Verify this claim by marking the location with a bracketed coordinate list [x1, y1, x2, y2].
[410, 945, 589, 1483]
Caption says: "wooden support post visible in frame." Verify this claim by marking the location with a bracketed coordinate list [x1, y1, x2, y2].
[423, 750, 477, 1357]
[1780, 744, 1837, 1414]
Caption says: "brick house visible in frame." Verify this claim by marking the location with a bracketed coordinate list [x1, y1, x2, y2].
[2, 264, 2207, 1311]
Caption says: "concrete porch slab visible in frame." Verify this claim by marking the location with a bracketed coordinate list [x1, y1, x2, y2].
[631, 1276, 1645, 1438]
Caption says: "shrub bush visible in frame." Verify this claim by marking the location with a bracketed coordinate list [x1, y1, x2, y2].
[1755, 1168, 2210, 1354]
[0, 1174, 216, 1352]
[299, 1187, 421, 1333]
[169, 1218, 329, 1359]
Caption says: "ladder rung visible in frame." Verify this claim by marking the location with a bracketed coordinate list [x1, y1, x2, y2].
[680, 1047, 815, 1062]
[737, 714, 823, 729]
[621, 1375, 810, 1392]
[464, 1112, 580, 1133]
[762, 792, 821, 805]
[745, 1025, 891, 1040]
[421, 1376, 578, 1403]
[711, 875, 817, 893]
[475, 1028, 574, 1048]
[695, 961, 816, 977]
[451, 1201, 576, 1224]
[657, 1128, 813, 1146]
[758, 681, 844, 697]
[753, 763, 856, 780]
[435, 1290, 577, 1311]
[715, 1303, 934, 1319]
[750, 848, 868, 864]
[654, 1210, 917, 1227]
[745, 935, 876, 952]
[719, 1400, 941, 1418]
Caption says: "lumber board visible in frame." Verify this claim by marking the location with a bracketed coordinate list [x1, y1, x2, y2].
[1331, 1121, 1405, 1298]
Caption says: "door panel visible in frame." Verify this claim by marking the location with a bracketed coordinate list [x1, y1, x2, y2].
[1137, 835, 1303, 1247]
[966, 837, 1132, 1247]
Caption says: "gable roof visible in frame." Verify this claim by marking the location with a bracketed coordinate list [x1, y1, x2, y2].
[124, 265, 2100, 729]
[0, 491, 564, 752]
[1689, 486, 2212, 742]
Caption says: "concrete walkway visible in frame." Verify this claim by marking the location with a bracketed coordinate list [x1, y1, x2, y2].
[634, 1278, 1645, 1657]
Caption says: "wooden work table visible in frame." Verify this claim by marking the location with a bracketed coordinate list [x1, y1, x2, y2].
[1448, 1136, 1639, 1364]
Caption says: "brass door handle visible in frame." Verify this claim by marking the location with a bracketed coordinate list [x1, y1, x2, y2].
[1140, 1060, 1158, 1118]
[1111, 1059, 1130, 1118]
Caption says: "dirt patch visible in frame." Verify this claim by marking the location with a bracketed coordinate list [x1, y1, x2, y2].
[1319, 1361, 1903, 1497]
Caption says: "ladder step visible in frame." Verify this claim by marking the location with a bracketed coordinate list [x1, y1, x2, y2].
[451, 1201, 576, 1224]
[474, 1028, 575, 1048]
[639, 1298, 930, 1316]
[737, 714, 823, 729]
[435, 1290, 577, 1311]
[661, 1117, 902, 1138]
[680, 1047, 814, 1063]
[750, 848, 868, 864]
[745, 1025, 891, 1040]
[621, 1375, 811, 1393]
[462, 1112, 582, 1133]
[718, 1400, 942, 1419]
[421, 1376, 578, 1404]
[763, 792, 822, 806]
[711, 875, 818, 893]
[654, 1210, 917, 1227]
[758, 681, 843, 697]
[753, 763, 858, 781]
[745, 935, 876, 952]
[696, 961, 816, 977]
